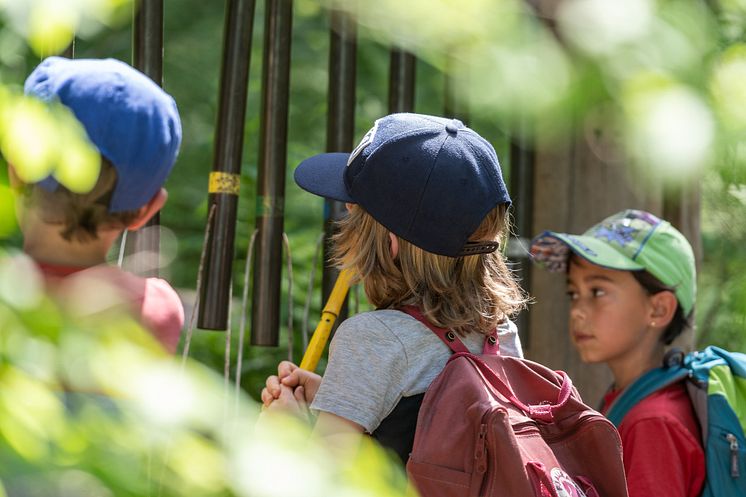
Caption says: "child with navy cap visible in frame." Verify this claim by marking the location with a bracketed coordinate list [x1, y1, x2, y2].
[261, 113, 526, 462]
[531, 210, 704, 497]
[9, 57, 184, 352]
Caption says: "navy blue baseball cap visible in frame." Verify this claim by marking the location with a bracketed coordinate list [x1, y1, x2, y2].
[24, 57, 182, 212]
[294, 113, 511, 257]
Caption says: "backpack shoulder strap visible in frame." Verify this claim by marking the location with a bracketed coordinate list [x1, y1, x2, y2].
[399, 306, 499, 355]
[400, 305, 470, 353]
[605, 365, 690, 427]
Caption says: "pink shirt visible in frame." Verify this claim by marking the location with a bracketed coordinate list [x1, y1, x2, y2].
[36, 261, 184, 353]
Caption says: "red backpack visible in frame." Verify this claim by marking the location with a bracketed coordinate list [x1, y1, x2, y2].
[403, 308, 628, 497]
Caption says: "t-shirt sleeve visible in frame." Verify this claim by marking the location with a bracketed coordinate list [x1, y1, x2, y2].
[620, 416, 705, 497]
[310, 313, 408, 433]
[498, 319, 523, 358]
[141, 278, 185, 354]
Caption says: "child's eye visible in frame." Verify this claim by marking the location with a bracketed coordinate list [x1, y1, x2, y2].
[566, 290, 578, 301]
[591, 288, 606, 298]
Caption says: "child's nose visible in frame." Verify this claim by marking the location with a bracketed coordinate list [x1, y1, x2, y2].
[569, 302, 586, 322]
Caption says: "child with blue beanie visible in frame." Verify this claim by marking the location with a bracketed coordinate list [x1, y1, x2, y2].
[9, 57, 184, 352]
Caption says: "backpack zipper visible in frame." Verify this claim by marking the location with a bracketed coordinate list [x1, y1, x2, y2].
[475, 423, 488, 474]
[726, 433, 740, 478]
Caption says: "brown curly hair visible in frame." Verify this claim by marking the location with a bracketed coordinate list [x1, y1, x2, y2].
[18, 158, 140, 242]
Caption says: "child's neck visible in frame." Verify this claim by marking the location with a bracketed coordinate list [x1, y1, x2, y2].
[608, 343, 666, 391]
[22, 219, 119, 268]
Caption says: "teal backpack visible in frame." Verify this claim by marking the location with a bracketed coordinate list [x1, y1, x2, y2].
[605, 346, 746, 497]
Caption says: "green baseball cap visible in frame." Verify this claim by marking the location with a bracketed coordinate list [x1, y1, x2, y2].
[530, 209, 696, 315]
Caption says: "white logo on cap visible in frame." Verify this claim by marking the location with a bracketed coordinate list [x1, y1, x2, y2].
[347, 119, 380, 167]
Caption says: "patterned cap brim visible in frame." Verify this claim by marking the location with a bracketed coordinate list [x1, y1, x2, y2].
[530, 231, 646, 273]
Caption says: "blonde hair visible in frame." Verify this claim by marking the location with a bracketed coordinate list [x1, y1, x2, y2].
[20, 158, 140, 242]
[332, 204, 527, 336]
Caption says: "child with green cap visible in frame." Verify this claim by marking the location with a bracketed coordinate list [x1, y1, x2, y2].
[530, 209, 704, 497]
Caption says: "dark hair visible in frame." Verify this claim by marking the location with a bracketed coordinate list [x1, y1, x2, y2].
[632, 270, 693, 345]
[20, 157, 140, 242]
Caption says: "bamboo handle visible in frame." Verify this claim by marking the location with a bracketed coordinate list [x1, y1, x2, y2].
[299, 268, 354, 371]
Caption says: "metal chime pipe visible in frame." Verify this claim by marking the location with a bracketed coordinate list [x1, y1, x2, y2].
[321, 10, 357, 323]
[197, 0, 257, 330]
[250, 0, 293, 346]
[444, 59, 469, 125]
[388, 48, 416, 113]
[125, 0, 164, 278]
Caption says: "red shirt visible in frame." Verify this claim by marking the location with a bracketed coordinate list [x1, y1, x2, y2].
[36, 260, 184, 353]
[602, 382, 705, 497]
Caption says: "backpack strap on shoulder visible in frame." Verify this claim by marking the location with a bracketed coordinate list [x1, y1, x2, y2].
[605, 364, 690, 427]
[399, 305, 499, 355]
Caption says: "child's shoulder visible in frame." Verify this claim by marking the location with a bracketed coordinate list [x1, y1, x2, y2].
[337, 309, 422, 338]
[622, 381, 699, 436]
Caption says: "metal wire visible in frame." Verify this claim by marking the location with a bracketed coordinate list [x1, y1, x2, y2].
[117, 231, 127, 268]
[234, 229, 258, 405]
[302, 232, 325, 351]
[181, 203, 217, 366]
[282, 233, 294, 362]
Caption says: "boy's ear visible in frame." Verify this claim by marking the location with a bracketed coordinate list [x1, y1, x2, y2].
[649, 290, 678, 329]
[127, 188, 168, 231]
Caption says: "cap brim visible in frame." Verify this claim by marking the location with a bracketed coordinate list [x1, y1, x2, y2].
[535, 232, 645, 271]
[293, 152, 354, 203]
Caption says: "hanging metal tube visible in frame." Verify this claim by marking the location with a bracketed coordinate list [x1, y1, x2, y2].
[321, 10, 357, 323]
[197, 0, 257, 330]
[124, 0, 164, 278]
[444, 57, 469, 125]
[250, 0, 293, 346]
[388, 49, 416, 113]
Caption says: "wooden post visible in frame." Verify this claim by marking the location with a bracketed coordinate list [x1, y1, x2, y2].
[528, 117, 664, 402]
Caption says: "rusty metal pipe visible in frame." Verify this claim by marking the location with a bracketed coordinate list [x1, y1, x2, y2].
[250, 0, 294, 346]
[197, 0, 257, 330]
[321, 10, 357, 322]
[388, 49, 416, 113]
[124, 0, 164, 278]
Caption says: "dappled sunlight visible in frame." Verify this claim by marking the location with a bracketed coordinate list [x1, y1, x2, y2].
[0, 249, 412, 496]
[0, 94, 101, 193]
[622, 74, 714, 180]
[558, 0, 654, 57]
[0, 0, 132, 56]
[1, 96, 58, 184]
[0, 252, 44, 309]
[0, 366, 66, 461]
[711, 45, 746, 135]
[0, 184, 17, 238]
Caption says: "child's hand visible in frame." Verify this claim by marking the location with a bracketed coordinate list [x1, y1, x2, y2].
[260, 361, 322, 408]
[264, 383, 313, 422]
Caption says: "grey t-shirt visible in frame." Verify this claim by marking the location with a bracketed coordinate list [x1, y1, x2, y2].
[310, 309, 523, 433]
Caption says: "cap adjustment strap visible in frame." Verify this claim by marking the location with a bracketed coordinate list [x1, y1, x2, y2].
[458, 241, 499, 256]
